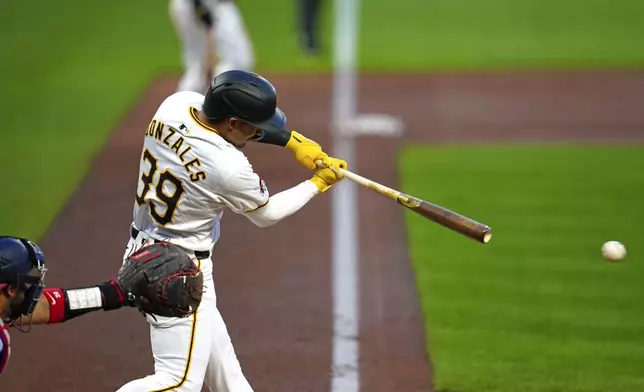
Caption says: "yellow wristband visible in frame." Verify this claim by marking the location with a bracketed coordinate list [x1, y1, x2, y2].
[309, 176, 329, 193]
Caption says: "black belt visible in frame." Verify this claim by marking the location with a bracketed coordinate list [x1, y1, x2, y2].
[130, 226, 211, 260]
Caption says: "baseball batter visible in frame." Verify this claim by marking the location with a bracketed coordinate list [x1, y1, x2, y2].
[170, 0, 254, 93]
[118, 69, 347, 391]
[0, 236, 201, 375]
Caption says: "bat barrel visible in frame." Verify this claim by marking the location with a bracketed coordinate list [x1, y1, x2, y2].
[448, 218, 492, 243]
[432, 204, 491, 243]
[400, 196, 493, 244]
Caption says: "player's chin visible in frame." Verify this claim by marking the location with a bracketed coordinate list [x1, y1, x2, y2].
[235, 136, 259, 149]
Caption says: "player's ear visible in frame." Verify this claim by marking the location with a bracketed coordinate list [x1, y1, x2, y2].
[228, 116, 239, 130]
[0, 284, 16, 298]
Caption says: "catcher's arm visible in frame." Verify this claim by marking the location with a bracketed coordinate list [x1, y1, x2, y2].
[17, 295, 51, 325]
[14, 281, 126, 327]
[12, 243, 201, 328]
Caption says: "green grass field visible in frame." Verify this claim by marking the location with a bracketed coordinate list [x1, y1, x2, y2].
[400, 145, 644, 392]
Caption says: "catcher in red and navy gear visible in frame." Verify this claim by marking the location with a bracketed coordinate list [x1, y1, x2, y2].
[0, 236, 203, 375]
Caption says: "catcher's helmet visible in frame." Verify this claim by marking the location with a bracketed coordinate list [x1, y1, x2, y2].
[0, 236, 47, 320]
[202, 70, 287, 134]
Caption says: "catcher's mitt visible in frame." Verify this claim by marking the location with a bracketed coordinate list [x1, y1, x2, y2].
[116, 242, 203, 318]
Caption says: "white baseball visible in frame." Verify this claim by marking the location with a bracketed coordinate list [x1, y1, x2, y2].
[601, 241, 627, 262]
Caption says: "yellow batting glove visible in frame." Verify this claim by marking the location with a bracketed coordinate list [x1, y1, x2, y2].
[285, 130, 329, 170]
[309, 157, 348, 193]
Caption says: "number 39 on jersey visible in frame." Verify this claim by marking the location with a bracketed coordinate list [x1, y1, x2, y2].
[135, 148, 185, 226]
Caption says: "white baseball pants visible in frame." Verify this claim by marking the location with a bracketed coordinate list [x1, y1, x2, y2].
[117, 231, 253, 392]
[169, 0, 255, 93]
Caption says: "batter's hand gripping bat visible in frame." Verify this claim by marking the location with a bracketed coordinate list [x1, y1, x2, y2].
[316, 160, 492, 244]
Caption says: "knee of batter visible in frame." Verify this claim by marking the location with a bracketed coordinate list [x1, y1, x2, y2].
[118, 295, 218, 392]
[204, 306, 254, 392]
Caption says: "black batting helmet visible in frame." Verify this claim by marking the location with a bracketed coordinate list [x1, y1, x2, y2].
[202, 70, 287, 133]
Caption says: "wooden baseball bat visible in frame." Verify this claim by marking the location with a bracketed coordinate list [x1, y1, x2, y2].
[316, 161, 492, 244]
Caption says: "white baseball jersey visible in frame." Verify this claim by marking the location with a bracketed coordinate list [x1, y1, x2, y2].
[132, 91, 269, 252]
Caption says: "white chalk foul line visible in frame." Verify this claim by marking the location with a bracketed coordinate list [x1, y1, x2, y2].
[331, 137, 359, 392]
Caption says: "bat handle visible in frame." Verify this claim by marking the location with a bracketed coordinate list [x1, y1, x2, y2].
[315, 159, 401, 202]
[315, 159, 326, 167]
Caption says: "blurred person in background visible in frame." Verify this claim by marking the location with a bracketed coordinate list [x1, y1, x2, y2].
[296, 0, 322, 55]
[170, 0, 255, 93]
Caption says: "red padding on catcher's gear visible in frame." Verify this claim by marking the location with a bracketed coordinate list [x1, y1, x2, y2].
[109, 280, 125, 303]
[43, 288, 66, 324]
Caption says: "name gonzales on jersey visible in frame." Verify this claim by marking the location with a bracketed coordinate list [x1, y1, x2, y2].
[144, 119, 206, 183]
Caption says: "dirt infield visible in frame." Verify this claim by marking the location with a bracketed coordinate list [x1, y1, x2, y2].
[4, 71, 643, 391]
